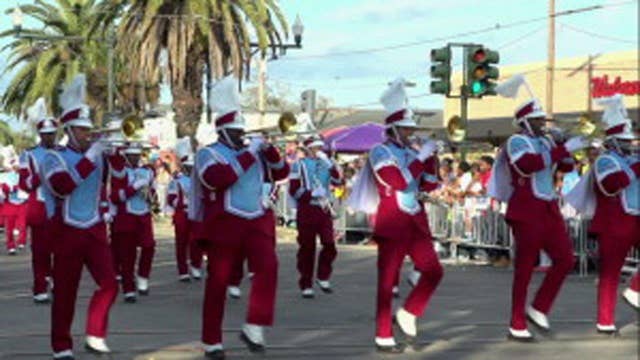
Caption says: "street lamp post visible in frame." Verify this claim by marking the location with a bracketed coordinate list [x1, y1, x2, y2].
[10, 6, 116, 115]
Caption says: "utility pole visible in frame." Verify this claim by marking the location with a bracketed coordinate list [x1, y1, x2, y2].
[257, 57, 267, 127]
[587, 54, 594, 116]
[107, 25, 115, 115]
[546, 0, 556, 121]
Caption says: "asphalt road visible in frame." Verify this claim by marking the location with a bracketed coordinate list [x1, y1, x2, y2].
[0, 222, 638, 359]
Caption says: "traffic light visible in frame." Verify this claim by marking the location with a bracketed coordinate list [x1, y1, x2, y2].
[430, 46, 451, 95]
[466, 46, 499, 97]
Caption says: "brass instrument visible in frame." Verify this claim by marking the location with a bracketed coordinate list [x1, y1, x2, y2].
[92, 114, 158, 149]
[245, 112, 318, 141]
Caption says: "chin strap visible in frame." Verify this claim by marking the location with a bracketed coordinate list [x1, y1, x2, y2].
[65, 127, 80, 150]
[220, 128, 242, 150]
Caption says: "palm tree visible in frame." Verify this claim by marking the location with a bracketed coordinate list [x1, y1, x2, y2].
[94, 0, 290, 139]
[0, 0, 159, 124]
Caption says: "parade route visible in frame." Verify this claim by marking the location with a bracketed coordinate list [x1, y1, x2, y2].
[0, 225, 638, 360]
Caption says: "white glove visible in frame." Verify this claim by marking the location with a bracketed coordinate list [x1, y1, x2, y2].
[85, 142, 105, 163]
[311, 186, 327, 198]
[417, 140, 438, 161]
[132, 178, 148, 191]
[247, 136, 265, 155]
[564, 136, 588, 153]
[315, 151, 333, 167]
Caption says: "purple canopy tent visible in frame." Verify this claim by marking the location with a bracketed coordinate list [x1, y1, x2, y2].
[324, 122, 386, 154]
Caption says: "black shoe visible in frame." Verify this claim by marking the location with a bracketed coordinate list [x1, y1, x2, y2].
[33, 297, 51, 305]
[507, 333, 536, 343]
[375, 344, 405, 353]
[124, 295, 137, 303]
[138, 289, 149, 296]
[179, 276, 191, 283]
[204, 349, 226, 359]
[52, 356, 74, 360]
[84, 342, 110, 355]
[239, 331, 265, 353]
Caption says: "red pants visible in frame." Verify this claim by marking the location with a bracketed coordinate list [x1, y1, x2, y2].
[375, 228, 443, 338]
[4, 203, 26, 250]
[597, 225, 640, 325]
[111, 215, 155, 293]
[31, 224, 52, 294]
[51, 221, 118, 352]
[296, 213, 337, 289]
[173, 212, 203, 275]
[509, 217, 575, 330]
[202, 211, 278, 345]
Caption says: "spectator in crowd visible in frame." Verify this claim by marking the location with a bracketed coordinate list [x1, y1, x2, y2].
[478, 155, 494, 190]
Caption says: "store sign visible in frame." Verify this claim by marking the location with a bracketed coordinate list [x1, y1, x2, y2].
[591, 75, 640, 98]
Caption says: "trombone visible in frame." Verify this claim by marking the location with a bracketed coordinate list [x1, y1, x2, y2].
[92, 114, 158, 149]
[245, 111, 320, 141]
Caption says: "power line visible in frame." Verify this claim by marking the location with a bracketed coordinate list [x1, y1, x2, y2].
[558, 22, 637, 44]
[275, 1, 637, 61]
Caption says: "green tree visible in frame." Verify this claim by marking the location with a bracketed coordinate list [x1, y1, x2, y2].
[95, 0, 290, 139]
[0, 0, 160, 125]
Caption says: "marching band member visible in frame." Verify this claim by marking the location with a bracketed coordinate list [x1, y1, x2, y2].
[18, 98, 58, 303]
[566, 94, 640, 334]
[191, 76, 289, 359]
[489, 74, 588, 341]
[167, 137, 202, 281]
[1, 151, 28, 255]
[109, 141, 156, 302]
[348, 78, 443, 353]
[289, 135, 343, 298]
[42, 74, 118, 359]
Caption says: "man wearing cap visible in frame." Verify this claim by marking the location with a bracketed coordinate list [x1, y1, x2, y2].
[489, 75, 590, 341]
[167, 137, 202, 281]
[191, 76, 289, 359]
[289, 135, 343, 298]
[365, 78, 442, 353]
[41, 74, 118, 359]
[567, 94, 640, 334]
[109, 142, 156, 302]
[18, 98, 59, 303]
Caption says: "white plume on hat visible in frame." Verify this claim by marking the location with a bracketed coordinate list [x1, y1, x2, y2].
[27, 97, 57, 133]
[595, 94, 636, 140]
[209, 75, 245, 130]
[380, 77, 416, 128]
[495, 74, 546, 123]
[175, 136, 194, 166]
[59, 73, 92, 128]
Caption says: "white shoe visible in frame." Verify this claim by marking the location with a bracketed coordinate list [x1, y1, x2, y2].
[392, 286, 400, 298]
[8, 248, 16, 255]
[52, 349, 73, 359]
[597, 323, 618, 333]
[115, 275, 122, 282]
[374, 337, 397, 347]
[248, 272, 255, 279]
[508, 327, 534, 341]
[623, 288, 639, 309]
[228, 286, 241, 299]
[85, 335, 111, 353]
[203, 342, 224, 352]
[17, 244, 25, 250]
[33, 293, 50, 303]
[190, 266, 202, 280]
[395, 308, 417, 337]
[136, 277, 149, 294]
[407, 270, 421, 288]
[178, 274, 191, 282]
[526, 306, 550, 331]
[241, 323, 265, 346]
[315, 279, 333, 293]
[301, 288, 315, 298]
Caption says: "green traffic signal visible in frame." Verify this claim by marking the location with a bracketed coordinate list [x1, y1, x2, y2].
[466, 46, 499, 97]
[430, 46, 451, 95]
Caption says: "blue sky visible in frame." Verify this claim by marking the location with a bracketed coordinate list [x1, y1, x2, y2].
[0, 0, 637, 127]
